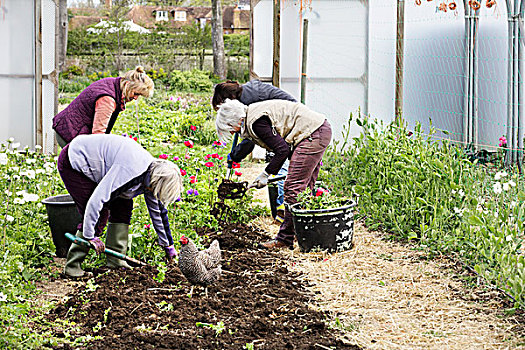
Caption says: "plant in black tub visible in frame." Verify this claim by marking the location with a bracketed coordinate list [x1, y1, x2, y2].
[293, 188, 356, 253]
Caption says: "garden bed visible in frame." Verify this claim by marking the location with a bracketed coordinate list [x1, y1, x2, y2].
[47, 223, 359, 349]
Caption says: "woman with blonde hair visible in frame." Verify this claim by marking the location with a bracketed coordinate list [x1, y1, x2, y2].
[53, 66, 154, 147]
[58, 134, 182, 278]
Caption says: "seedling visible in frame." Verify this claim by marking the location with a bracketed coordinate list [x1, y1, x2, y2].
[245, 343, 254, 350]
[195, 321, 225, 337]
[85, 278, 99, 293]
[154, 262, 167, 283]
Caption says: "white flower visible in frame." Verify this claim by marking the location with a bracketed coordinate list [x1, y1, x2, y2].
[36, 169, 44, 174]
[508, 180, 516, 187]
[503, 182, 510, 191]
[493, 182, 503, 194]
[12, 175, 19, 180]
[5, 215, 14, 222]
[495, 171, 508, 180]
[4, 190, 12, 196]
[34, 145, 42, 150]
[23, 170, 36, 179]
[25, 159, 36, 164]
[510, 201, 517, 208]
[22, 193, 39, 202]
[37, 203, 42, 208]
[11, 142, 20, 149]
[0, 153, 7, 166]
[16, 190, 26, 196]
[8, 137, 14, 142]
[506, 235, 513, 242]
[451, 190, 457, 194]
[458, 189, 465, 197]
[0, 292, 6, 302]
[14, 198, 25, 205]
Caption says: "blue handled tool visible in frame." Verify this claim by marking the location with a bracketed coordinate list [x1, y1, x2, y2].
[65, 232, 148, 267]
[225, 132, 239, 180]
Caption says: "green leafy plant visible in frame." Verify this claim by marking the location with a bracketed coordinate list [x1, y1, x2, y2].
[196, 321, 225, 337]
[296, 188, 344, 211]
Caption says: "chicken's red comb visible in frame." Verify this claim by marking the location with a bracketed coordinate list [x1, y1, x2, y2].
[179, 236, 189, 245]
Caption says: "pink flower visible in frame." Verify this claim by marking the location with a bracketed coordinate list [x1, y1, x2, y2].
[180, 169, 187, 176]
[204, 161, 214, 168]
[190, 125, 197, 131]
[144, 224, 151, 229]
[190, 175, 197, 184]
[315, 187, 329, 197]
[219, 156, 223, 160]
[232, 162, 241, 169]
[185, 154, 191, 160]
[159, 154, 168, 159]
[133, 137, 138, 142]
[499, 136, 507, 147]
[173, 156, 179, 161]
[205, 154, 212, 160]
[212, 153, 219, 159]
[184, 140, 194, 148]
[235, 171, 242, 176]
[169, 96, 176, 101]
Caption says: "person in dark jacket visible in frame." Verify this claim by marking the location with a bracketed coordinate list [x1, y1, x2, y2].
[58, 134, 182, 278]
[212, 80, 296, 223]
[216, 99, 332, 250]
[53, 66, 154, 147]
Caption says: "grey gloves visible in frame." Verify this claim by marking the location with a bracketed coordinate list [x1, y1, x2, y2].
[248, 171, 269, 189]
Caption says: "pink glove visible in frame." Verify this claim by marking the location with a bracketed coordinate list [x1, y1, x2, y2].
[164, 245, 177, 261]
[89, 237, 105, 254]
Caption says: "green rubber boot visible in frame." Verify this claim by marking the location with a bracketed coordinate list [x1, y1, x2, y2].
[63, 230, 90, 278]
[105, 222, 131, 269]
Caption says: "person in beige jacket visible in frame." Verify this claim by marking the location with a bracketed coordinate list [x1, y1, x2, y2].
[216, 99, 332, 250]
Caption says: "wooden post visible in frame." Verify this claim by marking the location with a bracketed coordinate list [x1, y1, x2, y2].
[272, 0, 280, 87]
[395, 0, 405, 120]
[300, 19, 309, 104]
[35, 0, 43, 147]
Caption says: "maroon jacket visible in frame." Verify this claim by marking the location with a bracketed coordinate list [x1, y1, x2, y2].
[53, 77, 124, 144]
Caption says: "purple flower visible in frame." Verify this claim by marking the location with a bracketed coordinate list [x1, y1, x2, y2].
[175, 196, 182, 202]
[187, 189, 194, 195]
[193, 189, 199, 196]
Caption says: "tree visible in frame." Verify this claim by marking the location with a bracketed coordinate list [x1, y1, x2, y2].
[211, 0, 225, 79]
[182, 23, 211, 70]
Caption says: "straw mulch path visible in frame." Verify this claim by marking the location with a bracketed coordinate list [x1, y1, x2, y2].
[242, 163, 525, 349]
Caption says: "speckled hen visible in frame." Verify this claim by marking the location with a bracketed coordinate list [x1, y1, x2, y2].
[178, 236, 222, 288]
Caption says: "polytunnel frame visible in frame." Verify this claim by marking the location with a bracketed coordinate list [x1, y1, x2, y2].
[457, 0, 524, 165]
[0, 0, 58, 152]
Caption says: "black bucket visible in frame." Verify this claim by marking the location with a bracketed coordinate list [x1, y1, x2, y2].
[42, 194, 82, 258]
[290, 199, 357, 253]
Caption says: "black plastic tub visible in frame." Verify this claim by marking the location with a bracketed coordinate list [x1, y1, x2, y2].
[42, 194, 82, 258]
[290, 199, 357, 253]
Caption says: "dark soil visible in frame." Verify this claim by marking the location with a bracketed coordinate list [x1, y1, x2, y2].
[48, 223, 360, 350]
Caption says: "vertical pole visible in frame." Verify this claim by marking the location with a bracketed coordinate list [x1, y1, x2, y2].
[463, 1, 471, 146]
[473, 10, 480, 151]
[395, 0, 405, 120]
[272, 0, 280, 87]
[506, 0, 514, 166]
[364, 0, 369, 116]
[518, 1, 525, 166]
[35, 0, 43, 148]
[300, 19, 308, 104]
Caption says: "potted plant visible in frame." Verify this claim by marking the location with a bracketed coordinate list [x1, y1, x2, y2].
[290, 187, 357, 253]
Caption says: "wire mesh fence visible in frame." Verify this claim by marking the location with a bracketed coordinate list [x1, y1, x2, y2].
[253, 0, 523, 162]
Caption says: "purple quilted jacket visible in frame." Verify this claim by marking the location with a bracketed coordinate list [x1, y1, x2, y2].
[53, 77, 124, 143]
